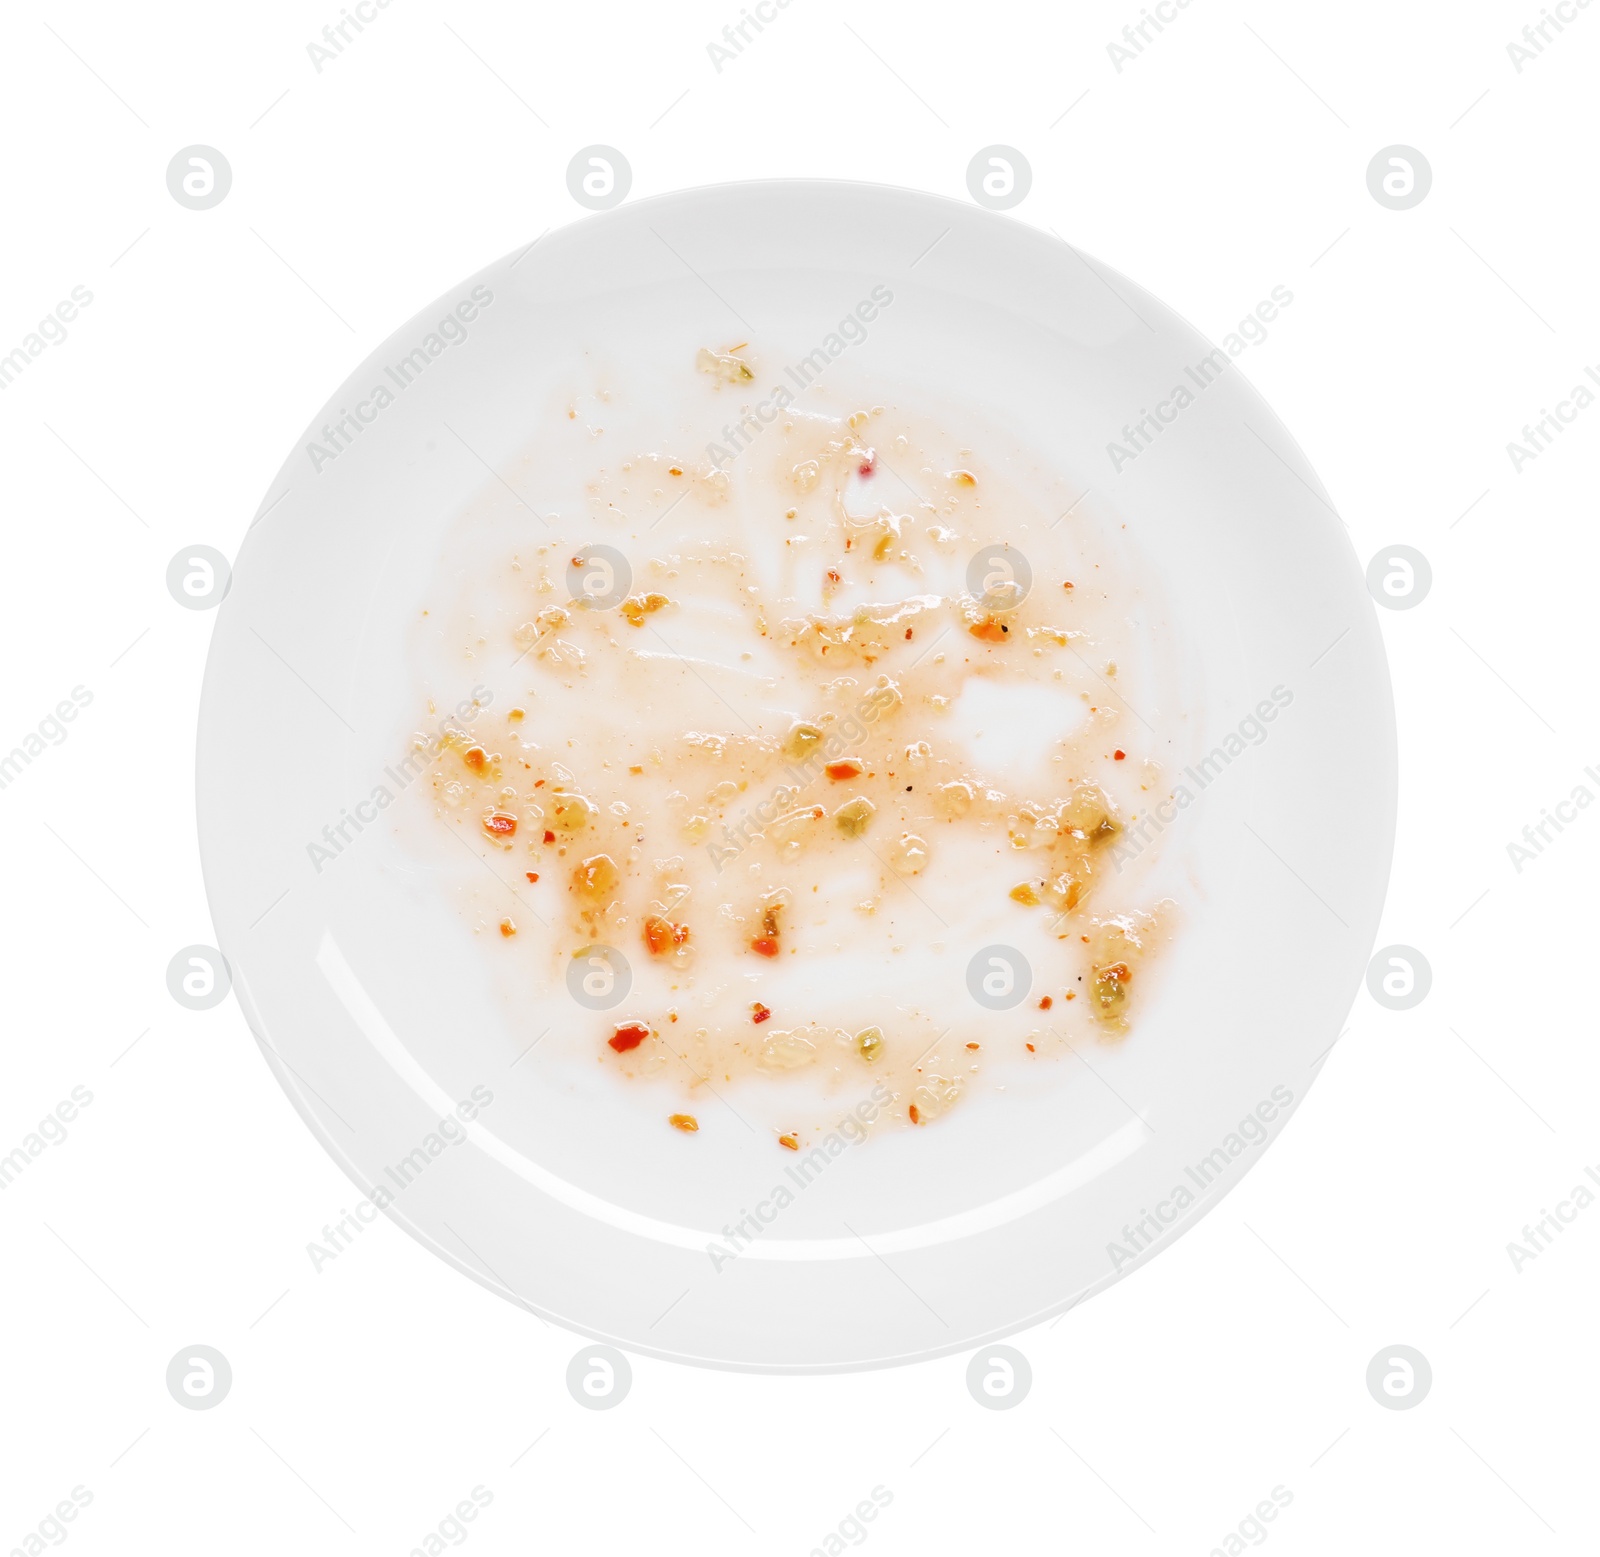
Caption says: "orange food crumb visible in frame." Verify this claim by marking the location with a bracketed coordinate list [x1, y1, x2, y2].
[968, 619, 1009, 642]
[1038, 995, 1052, 1009]
[952, 469, 976, 486]
[668, 1113, 699, 1133]
[1065, 991, 1076, 1001]
[499, 919, 516, 937]
[908, 1104, 922, 1124]
[825, 760, 863, 781]
[508, 708, 525, 722]
[608, 1022, 650, 1053]
[752, 1002, 771, 1024]
[463, 746, 488, 773]
[778, 1133, 799, 1151]
[966, 1042, 980, 1050]
[525, 871, 539, 882]
[1114, 749, 1126, 761]
[668, 465, 683, 476]
[1026, 1042, 1036, 1052]
[751, 936, 779, 958]
[482, 811, 517, 838]
[643, 915, 690, 956]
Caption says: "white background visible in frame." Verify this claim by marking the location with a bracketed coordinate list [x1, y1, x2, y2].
[2, 0, 1595, 1552]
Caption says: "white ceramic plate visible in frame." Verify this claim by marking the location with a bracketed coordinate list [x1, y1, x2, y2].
[197, 180, 1395, 1371]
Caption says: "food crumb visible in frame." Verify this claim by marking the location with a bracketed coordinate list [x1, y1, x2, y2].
[499, 918, 516, 937]
[608, 1022, 650, 1052]
[752, 1002, 771, 1024]
[778, 1133, 799, 1151]
[1038, 995, 1052, 1010]
[669, 1113, 699, 1133]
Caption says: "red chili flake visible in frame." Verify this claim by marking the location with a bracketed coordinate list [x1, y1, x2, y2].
[1113, 749, 1126, 761]
[1026, 1042, 1036, 1052]
[542, 829, 556, 844]
[608, 1022, 650, 1052]
[825, 760, 862, 781]
[904, 628, 913, 640]
[751, 936, 779, 958]
[534, 779, 545, 788]
[525, 871, 539, 882]
[908, 1104, 922, 1124]
[751, 1002, 771, 1024]
[858, 450, 875, 476]
[826, 569, 841, 586]
[482, 811, 517, 838]
[1038, 995, 1053, 1010]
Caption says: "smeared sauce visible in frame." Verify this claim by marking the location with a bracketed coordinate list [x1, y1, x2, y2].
[410, 347, 1177, 1142]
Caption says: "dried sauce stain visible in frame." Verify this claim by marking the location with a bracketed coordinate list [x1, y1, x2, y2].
[418, 347, 1177, 1133]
